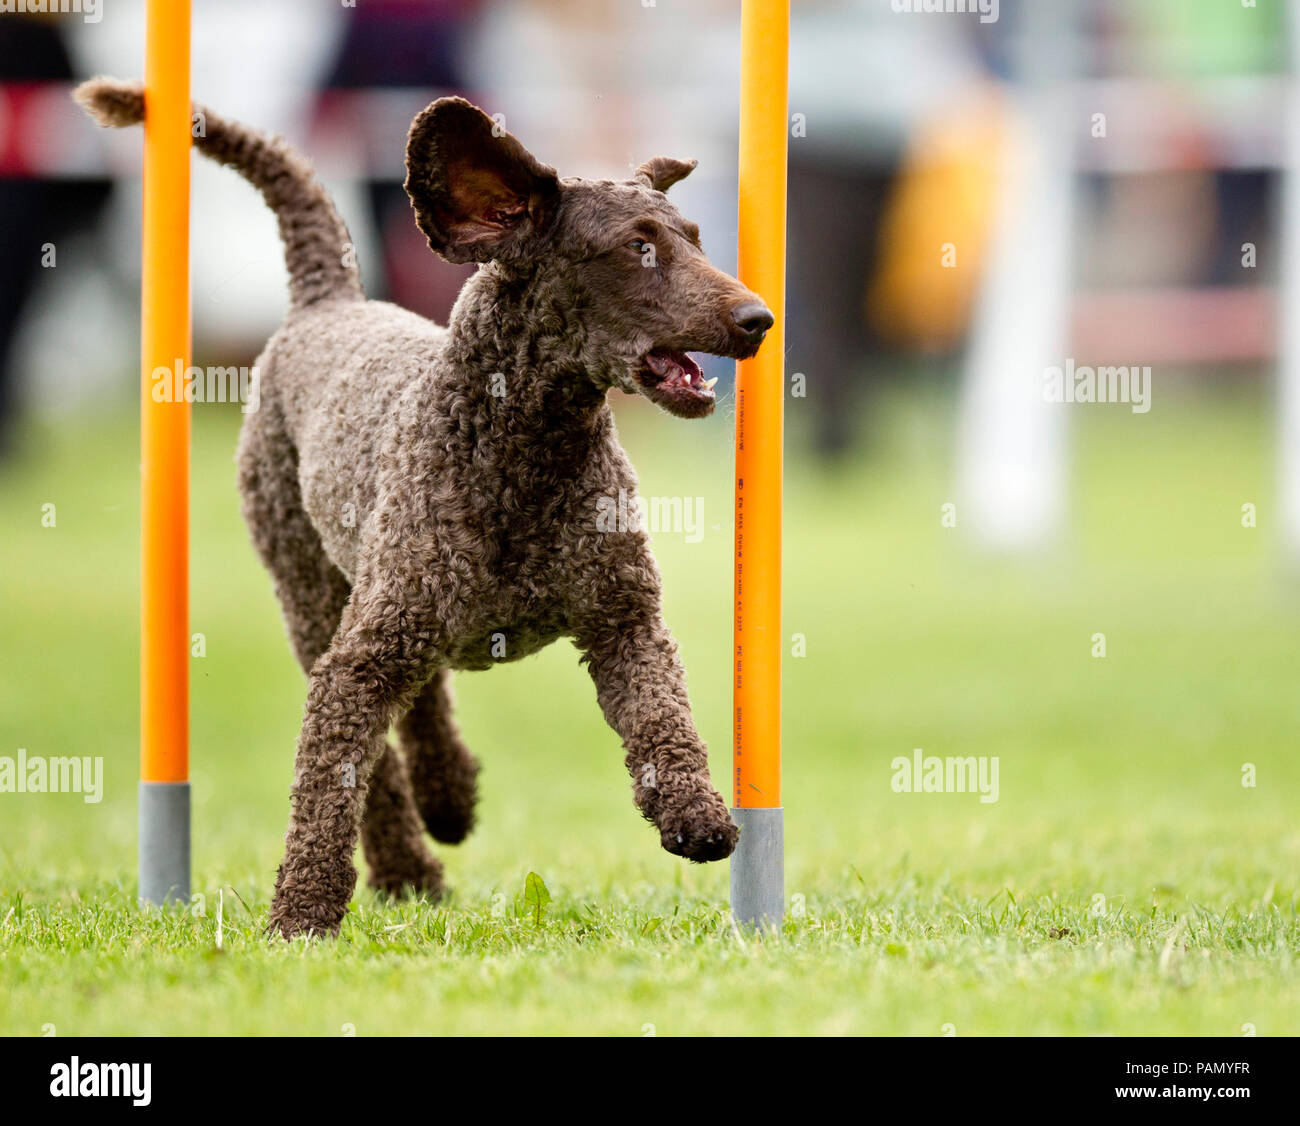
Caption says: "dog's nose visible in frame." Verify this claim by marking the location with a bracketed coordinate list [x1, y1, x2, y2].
[731, 301, 774, 341]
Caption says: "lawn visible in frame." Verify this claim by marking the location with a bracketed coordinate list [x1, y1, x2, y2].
[1, 383, 1297, 1036]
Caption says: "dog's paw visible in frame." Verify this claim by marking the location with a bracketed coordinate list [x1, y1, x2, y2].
[265, 903, 344, 941]
[266, 855, 355, 940]
[413, 755, 480, 845]
[418, 787, 477, 845]
[367, 857, 446, 901]
[656, 789, 739, 863]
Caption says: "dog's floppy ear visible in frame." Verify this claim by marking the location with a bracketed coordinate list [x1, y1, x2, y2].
[404, 97, 559, 265]
[634, 156, 698, 193]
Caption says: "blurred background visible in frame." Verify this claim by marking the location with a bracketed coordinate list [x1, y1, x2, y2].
[2, 0, 1299, 1022]
[0, 1, 1296, 496]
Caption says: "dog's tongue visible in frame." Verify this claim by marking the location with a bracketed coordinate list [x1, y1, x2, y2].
[646, 349, 704, 387]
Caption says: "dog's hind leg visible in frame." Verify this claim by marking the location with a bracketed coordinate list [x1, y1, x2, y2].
[237, 410, 443, 919]
[398, 669, 480, 844]
[358, 735, 447, 898]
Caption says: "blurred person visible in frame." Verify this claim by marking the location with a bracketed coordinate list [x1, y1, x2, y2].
[1077, 0, 1282, 294]
[864, 88, 1003, 356]
[0, 12, 110, 457]
[1127, 0, 1281, 291]
[786, 0, 991, 459]
[321, 0, 488, 325]
[464, 0, 736, 184]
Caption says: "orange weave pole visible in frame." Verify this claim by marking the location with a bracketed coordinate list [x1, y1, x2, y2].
[733, 0, 787, 811]
[140, 0, 191, 786]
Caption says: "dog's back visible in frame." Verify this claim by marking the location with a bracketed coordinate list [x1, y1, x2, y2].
[252, 298, 450, 581]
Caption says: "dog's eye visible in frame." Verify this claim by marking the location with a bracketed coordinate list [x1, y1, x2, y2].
[628, 239, 650, 254]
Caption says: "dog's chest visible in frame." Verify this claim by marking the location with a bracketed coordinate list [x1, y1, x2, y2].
[444, 607, 568, 671]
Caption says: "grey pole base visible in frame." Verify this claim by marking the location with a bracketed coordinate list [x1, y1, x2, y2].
[139, 780, 190, 905]
[730, 807, 784, 930]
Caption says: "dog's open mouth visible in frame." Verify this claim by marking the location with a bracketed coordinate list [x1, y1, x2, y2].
[636, 348, 718, 418]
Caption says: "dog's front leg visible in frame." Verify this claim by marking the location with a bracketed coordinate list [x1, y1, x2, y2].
[577, 612, 738, 862]
[268, 609, 437, 939]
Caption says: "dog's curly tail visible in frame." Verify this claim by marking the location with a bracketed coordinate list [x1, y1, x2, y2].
[74, 76, 363, 309]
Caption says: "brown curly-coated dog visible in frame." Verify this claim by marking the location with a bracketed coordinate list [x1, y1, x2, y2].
[76, 77, 773, 939]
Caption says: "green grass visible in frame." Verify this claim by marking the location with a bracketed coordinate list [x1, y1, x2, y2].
[1, 384, 1298, 1035]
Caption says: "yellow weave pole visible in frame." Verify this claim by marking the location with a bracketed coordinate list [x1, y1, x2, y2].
[138, 0, 192, 905]
[731, 0, 788, 928]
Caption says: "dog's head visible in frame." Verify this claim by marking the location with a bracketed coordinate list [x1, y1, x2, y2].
[404, 97, 773, 419]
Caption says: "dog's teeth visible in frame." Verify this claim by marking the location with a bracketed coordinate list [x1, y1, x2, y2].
[703, 377, 718, 391]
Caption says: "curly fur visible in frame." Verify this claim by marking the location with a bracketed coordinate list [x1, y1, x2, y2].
[77, 77, 772, 939]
